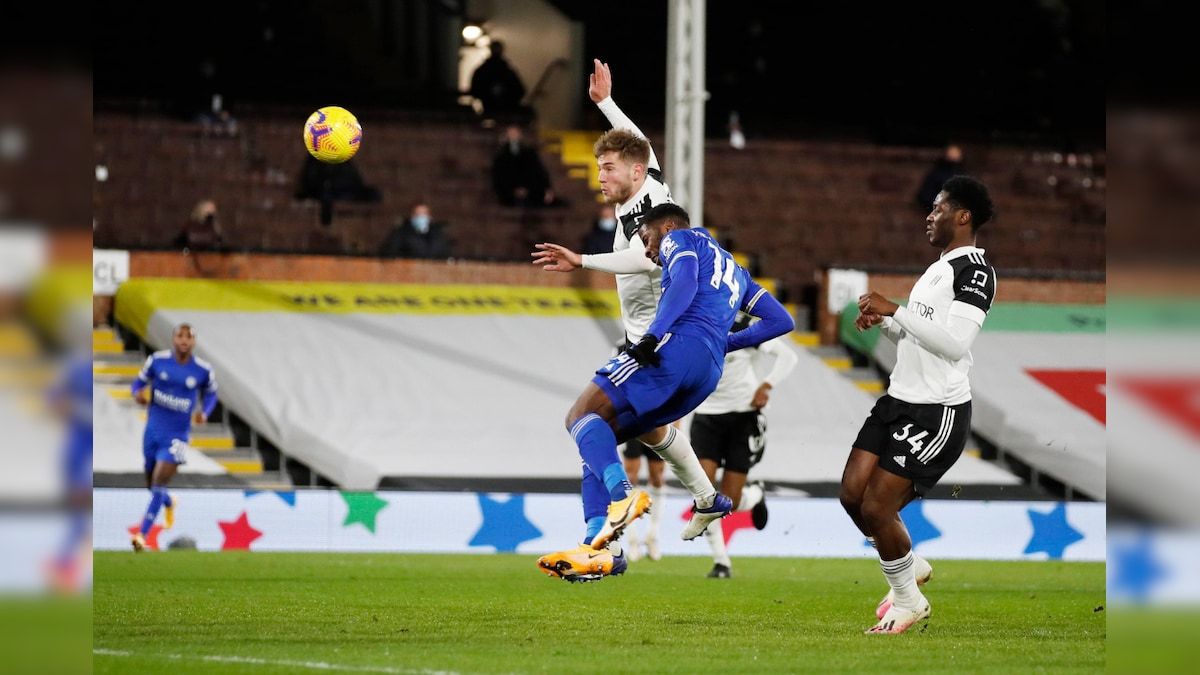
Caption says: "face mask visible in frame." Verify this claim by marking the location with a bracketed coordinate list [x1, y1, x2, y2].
[598, 217, 617, 231]
[411, 215, 430, 233]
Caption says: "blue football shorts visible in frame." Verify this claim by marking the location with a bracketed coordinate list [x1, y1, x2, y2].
[142, 429, 190, 472]
[593, 333, 722, 442]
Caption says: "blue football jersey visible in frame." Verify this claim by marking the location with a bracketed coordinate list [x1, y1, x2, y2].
[133, 350, 218, 435]
[651, 227, 755, 361]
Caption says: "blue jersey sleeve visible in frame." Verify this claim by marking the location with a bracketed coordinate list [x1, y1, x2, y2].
[201, 390, 218, 417]
[132, 354, 154, 396]
[202, 368, 219, 417]
[646, 258, 699, 339]
[726, 281, 795, 352]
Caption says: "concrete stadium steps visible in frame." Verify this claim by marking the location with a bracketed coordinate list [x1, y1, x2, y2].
[806, 344, 885, 395]
[92, 326, 126, 354]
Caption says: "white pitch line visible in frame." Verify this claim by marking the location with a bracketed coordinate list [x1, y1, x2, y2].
[93, 649, 464, 675]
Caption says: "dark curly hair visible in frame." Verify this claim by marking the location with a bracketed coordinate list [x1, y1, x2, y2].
[941, 175, 995, 233]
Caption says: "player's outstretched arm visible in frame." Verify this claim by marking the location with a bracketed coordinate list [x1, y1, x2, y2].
[728, 283, 794, 353]
[589, 59, 658, 170]
[533, 240, 657, 274]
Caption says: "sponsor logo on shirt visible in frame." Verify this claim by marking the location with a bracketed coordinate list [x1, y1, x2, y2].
[153, 390, 193, 413]
[910, 300, 935, 319]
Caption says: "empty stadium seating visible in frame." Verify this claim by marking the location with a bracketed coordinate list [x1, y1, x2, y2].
[94, 101, 1104, 310]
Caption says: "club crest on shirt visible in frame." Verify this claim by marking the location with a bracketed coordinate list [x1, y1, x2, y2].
[661, 236, 678, 261]
[159, 371, 168, 381]
[186, 376, 197, 389]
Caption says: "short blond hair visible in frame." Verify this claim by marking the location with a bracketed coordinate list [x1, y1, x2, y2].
[593, 129, 651, 167]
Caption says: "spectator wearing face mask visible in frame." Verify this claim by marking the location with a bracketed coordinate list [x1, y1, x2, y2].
[380, 202, 452, 260]
[581, 203, 619, 255]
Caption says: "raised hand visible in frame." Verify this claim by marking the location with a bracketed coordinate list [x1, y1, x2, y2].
[589, 59, 612, 103]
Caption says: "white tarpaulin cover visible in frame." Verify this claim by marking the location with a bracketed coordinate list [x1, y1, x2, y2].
[114, 279, 1022, 490]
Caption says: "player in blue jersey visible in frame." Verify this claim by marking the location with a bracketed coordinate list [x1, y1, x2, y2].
[46, 351, 94, 591]
[537, 203, 794, 581]
[130, 323, 218, 552]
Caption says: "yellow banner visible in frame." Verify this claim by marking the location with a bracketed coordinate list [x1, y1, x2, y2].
[114, 278, 622, 339]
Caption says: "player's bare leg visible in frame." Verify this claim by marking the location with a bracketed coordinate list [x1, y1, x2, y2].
[860, 467, 930, 633]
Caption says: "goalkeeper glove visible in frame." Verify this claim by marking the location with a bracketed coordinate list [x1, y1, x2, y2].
[625, 334, 661, 367]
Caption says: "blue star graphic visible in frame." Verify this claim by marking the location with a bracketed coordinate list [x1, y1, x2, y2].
[901, 500, 941, 549]
[244, 490, 297, 507]
[1110, 530, 1169, 603]
[469, 494, 542, 553]
[1024, 502, 1084, 559]
[860, 500, 941, 550]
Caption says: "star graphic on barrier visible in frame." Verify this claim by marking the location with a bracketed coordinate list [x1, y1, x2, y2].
[1024, 502, 1084, 559]
[127, 524, 164, 551]
[1110, 530, 1168, 603]
[340, 492, 389, 533]
[469, 494, 542, 552]
[677, 507, 757, 545]
[218, 511, 263, 550]
[904, 501, 942, 549]
[244, 490, 297, 507]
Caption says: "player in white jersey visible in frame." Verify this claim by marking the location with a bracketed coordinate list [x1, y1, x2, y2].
[689, 312, 799, 578]
[532, 59, 730, 546]
[844, 175, 997, 634]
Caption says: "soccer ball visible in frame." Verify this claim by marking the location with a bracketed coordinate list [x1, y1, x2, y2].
[302, 106, 362, 163]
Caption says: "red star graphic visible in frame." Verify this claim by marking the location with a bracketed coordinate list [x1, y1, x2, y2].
[679, 506, 757, 545]
[1118, 376, 1200, 441]
[1026, 369, 1106, 424]
[218, 511, 264, 550]
[127, 524, 164, 551]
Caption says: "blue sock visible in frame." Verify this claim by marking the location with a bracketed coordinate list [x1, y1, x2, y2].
[57, 510, 89, 566]
[570, 414, 631, 501]
[163, 492, 174, 508]
[583, 516, 606, 546]
[581, 463, 609, 545]
[140, 486, 168, 536]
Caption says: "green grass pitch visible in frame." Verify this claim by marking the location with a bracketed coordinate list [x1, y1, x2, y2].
[93, 552, 1105, 674]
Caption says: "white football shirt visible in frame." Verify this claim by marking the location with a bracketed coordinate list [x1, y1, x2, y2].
[581, 96, 673, 344]
[883, 246, 996, 405]
[695, 335, 799, 415]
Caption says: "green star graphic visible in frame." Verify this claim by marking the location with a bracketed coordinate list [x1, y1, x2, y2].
[340, 491, 389, 533]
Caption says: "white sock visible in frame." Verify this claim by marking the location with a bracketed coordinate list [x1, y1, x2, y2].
[648, 426, 716, 509]
[704, 519, 732, 567]
[736, 482, 763, 512]
[880, 551, 924, 609]
[866, 536, 877, 549]
[646, 485, 665, 543]
[913, 552, 933, 582]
